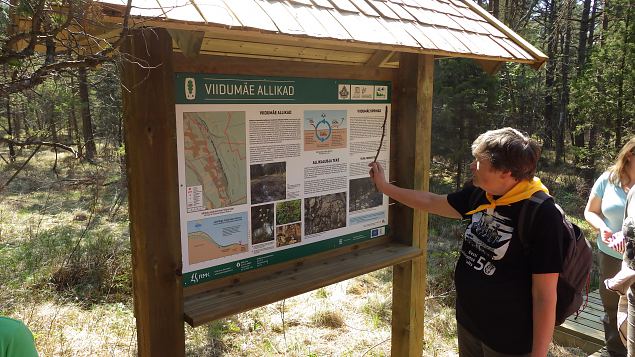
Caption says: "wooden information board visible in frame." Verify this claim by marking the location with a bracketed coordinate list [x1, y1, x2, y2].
[122, 28, 431, 357]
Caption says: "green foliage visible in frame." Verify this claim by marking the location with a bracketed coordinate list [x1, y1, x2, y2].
[569, 0, 635, 163]
[432, 58, 499, 187]
[276, 199, 301, 225]
[92, 63, 124, 148]
[0, 150, 131, 307]
[314, 288, 329, 298]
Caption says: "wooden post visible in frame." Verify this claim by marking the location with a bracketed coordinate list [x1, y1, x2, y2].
[121, 28, 185, 356]
[391, 53, 434, 356]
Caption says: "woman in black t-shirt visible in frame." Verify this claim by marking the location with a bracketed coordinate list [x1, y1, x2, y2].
[369, 127, 564, 357]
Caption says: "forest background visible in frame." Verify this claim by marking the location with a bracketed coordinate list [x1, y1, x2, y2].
[0, 0, 634, 355]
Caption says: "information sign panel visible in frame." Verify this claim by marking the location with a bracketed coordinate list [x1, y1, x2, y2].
[175, 73, 391, 286]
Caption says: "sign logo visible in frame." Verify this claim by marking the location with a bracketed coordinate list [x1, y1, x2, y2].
[374, 86, 387, 100]
[338, 84, 350, 100]
[185, 77, 196, 100]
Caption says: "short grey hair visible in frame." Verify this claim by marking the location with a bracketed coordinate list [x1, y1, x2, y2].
[471, 127, 541, 181]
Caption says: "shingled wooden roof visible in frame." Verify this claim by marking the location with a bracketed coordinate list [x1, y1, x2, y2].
[94, 0, 547, 69]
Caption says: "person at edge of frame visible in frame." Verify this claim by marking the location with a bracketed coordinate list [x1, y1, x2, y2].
[623, 187, 635, 356]
[0, 316, 39, 357]
[585, 137, 635, 357]
[368, 127, 566, 357]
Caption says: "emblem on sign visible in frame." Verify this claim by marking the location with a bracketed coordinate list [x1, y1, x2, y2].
[185, 77, 196, 100]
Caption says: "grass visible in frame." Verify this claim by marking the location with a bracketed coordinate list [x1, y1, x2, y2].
[0, 148, 592, 356]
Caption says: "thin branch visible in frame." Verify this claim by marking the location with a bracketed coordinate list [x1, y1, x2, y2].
[373, 105, 388, 163]
[0, 152, 9, 165]
[361, 336, 390, 357]
[0, 0, 134, 95]
[0, 144, 42, 192]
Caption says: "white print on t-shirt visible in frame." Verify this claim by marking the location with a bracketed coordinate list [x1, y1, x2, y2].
[460, 211, 513, 276]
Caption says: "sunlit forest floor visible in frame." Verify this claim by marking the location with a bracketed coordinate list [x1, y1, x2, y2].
[1, 148, 591, 356]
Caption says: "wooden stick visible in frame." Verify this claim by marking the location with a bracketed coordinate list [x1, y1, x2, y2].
[373, 105, 388, 163]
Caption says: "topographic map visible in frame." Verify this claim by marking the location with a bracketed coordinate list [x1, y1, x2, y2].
[183, 111, 247, 210]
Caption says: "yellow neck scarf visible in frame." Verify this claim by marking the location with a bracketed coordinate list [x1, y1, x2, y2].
[466, 177, 549, 215]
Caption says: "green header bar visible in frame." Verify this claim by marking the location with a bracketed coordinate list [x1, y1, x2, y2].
[183, 226, 388, 286]
[175, 73, 391, 104]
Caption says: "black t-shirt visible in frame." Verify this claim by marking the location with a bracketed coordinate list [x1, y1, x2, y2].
[447, 185, 565, 354]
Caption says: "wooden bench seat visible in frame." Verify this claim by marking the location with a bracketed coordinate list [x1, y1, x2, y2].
[183, 242, 422, 327]
[553, 290, 605, 355]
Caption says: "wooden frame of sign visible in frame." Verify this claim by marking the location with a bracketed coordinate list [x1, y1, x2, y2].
[122, 27, 432, 357]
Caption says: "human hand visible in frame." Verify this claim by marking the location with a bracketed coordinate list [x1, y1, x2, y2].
[609, 231, 626, 254]
[368, 162, 387, 192]
[600, 227, 614, 244]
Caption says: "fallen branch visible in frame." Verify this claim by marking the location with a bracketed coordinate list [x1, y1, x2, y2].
[0, 137, 78, 158]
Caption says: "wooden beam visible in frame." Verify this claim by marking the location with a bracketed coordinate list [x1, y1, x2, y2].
[365, 50, 394, 68]
[121, 27, 185, 357]
[474, 59, 504, 75]
[199, 36, 372, 63]
[167, 29, 204, 58]
[185, 243, 422, 326]
[390, 53, 433, 356]
[172, 53, 395, 81]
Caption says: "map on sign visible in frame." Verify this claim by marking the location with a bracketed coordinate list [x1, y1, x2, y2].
[183, 111, 247, 211]
[187, 213, 248, 264]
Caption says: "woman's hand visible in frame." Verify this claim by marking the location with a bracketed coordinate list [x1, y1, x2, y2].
[608, 231, 626, 253]
[368, 162, 387, 193]
[600, 227, 614, 244]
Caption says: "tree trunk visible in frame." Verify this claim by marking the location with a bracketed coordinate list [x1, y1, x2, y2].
[455, 117, 466, 190]
[587, 0, 599, 64]
[572, 0, 593, 151]
[556, 0, 573, 165]
[492, 0, 500, 18]
[70, 75, 82, 157]
[578, 0, 592, 73]
[47, 98, 58, 144]
[79, 66, 97, 161]
[602, 0, 611, 144]
[543, 0, 558, 150]
[5, 92, 15, 162]
[587, 125, 598, 181]
[615, 6, 630, 150]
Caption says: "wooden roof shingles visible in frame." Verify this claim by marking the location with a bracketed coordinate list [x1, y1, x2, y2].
[96, 0, 547, 67]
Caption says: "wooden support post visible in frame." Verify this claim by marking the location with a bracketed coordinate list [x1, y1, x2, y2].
[121, 28, 185, 356]
[391, 53, 434, 356]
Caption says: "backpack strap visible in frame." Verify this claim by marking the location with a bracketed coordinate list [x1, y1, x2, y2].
[517, 191, 553, 255]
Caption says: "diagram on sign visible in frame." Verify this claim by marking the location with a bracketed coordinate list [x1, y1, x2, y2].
[183, 111, 247, 211]
[187, 212, 248, 264]
[304, 110, 347, 151]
